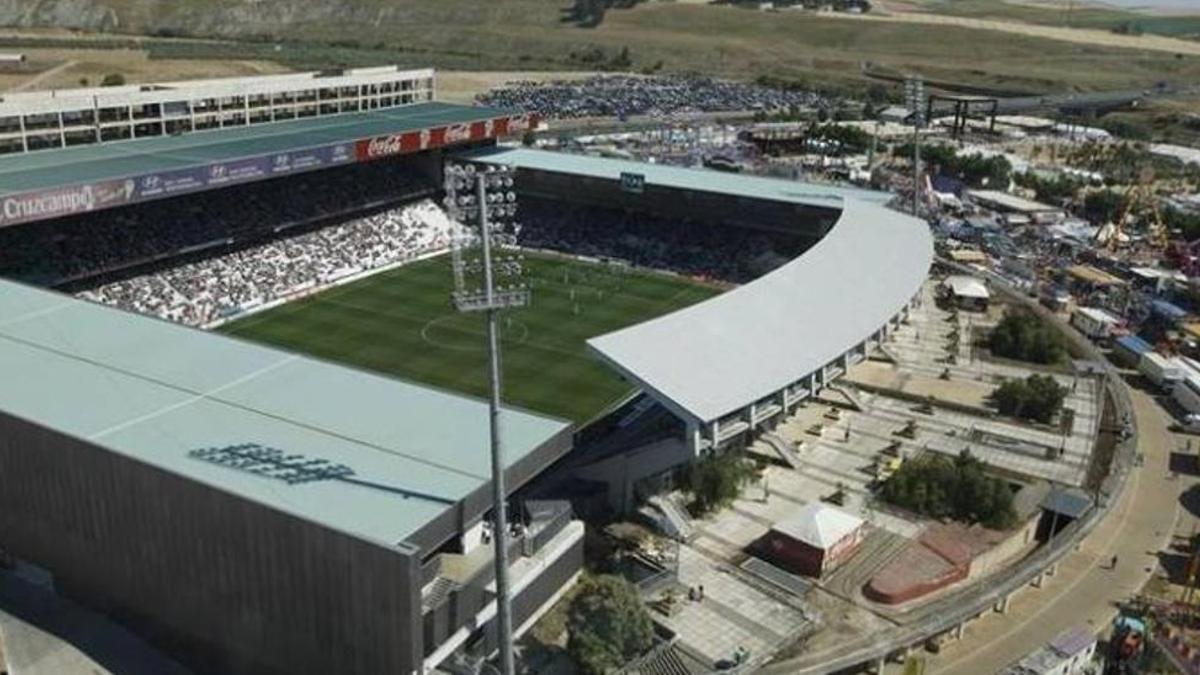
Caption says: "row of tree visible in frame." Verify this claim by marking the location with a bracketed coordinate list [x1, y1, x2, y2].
[894, 143, 1012, 189]
[879, 452, 1017, 530]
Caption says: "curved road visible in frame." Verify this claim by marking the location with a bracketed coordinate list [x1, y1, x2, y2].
[924, 386, 1184, 674]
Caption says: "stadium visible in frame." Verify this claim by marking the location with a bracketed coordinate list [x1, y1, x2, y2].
[0, 67, 930, 675]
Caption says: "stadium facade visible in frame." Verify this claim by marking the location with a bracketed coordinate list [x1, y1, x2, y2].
[0, 69, 932, 674]
[0, 278, 580, 675]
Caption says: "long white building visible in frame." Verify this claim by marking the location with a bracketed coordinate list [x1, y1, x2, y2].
[0, 66, 435, 154]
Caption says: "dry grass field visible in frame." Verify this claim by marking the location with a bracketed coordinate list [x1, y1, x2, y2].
[0, 36, 287, 92]
[2, 1, 1200, 96]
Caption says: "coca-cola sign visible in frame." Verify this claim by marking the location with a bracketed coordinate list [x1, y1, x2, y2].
[506, 114, 533, 134]
[364, 134, 404, 158]
[353, 114, 537, 163]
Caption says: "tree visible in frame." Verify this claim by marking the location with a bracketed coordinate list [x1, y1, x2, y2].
[610, 46, 632, 69]
[988, 309, 1067, 365]
[100, 73, 125, 87]
[1081, 189, 1128, 225]
[567, 575, 655, 675]
[682, 452, 757, 516]
[880, 452, 1016, 529]
[992, 374, 1067, 424]
[1013, 171, 1082, 204]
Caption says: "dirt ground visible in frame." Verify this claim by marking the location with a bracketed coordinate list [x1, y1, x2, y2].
[814, 7, 1200, 56]
[0, 47, 288, 93]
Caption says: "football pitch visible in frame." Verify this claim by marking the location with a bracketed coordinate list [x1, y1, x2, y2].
[219, 252, 721, 422]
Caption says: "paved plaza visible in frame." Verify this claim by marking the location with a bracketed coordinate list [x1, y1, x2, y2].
[648, 279, 1107, 671]
[656, 546, 813, 666]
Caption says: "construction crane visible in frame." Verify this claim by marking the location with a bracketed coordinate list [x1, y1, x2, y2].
[1099, 167, 1166, 253]
[1108, 166, 1166, 252]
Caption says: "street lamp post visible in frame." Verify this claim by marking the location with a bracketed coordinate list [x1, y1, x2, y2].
[905, 75, 926, 217]
[443, 163, 528, 675]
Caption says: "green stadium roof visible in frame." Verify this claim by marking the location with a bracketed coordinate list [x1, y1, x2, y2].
[0, 101, 513, 197]
[0, 279, 569, 548]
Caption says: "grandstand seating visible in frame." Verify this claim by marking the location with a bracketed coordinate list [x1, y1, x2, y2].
[516, 197, 802, 284]
[0, 159, 432, 286]
[80, 199, 462, 326]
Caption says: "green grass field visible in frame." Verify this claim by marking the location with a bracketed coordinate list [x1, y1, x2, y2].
[219, 252, 720, 423]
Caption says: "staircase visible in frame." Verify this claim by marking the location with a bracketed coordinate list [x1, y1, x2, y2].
[420, 576, 460, 613]
[762, 432, 801, 471]
[877, 341, 903, 364]
[831, 383, 868, 412]
[620, 641, 692, 675]
[645, 495, 695, 543]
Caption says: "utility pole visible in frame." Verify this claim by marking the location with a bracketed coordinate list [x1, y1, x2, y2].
[905, 75, 926, 217]
[443, 163, 527, 675]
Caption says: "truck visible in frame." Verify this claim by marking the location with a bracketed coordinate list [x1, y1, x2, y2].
[1138, 351, 1183, 391]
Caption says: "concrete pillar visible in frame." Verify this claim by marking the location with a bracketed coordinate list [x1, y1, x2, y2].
[686, 421, 702, 456]
[876, 656, 887, 674]
[748, 403, 757, 428]
[954, 622, 965, 640]
[1032, 572, 1044, 588]
[995, 594, 1010, 614]
[1046, 563, 1057, 577]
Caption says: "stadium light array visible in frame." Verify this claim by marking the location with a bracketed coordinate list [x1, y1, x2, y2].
[441, 162, 526, 675]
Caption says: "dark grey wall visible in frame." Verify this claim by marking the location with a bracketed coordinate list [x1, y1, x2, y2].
[0, 410, 422, 675]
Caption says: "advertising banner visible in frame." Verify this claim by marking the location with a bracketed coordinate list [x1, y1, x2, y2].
[354, 114, 537, 162]
[3, 140, 358, 226]
[0, 178, 137, 226]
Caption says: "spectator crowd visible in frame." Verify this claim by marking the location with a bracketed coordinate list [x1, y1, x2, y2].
[477, 75, 824, 120]
[80, 200, 461, 326]
[516, 197, 800, 284]
[0, 160, 431, 286]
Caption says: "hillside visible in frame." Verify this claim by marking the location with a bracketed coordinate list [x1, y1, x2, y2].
[3, 0, 1200, 94]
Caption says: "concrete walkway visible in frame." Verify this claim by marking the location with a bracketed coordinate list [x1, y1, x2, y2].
[923, 386, 1182, 674]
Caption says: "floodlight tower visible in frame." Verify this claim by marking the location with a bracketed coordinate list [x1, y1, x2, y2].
[905, 75, 926, 217]
[443, 162, 527, 675]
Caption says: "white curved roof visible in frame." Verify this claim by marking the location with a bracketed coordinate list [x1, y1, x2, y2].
[464, 147, 932, 425]
[587, 194, 932, 423]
